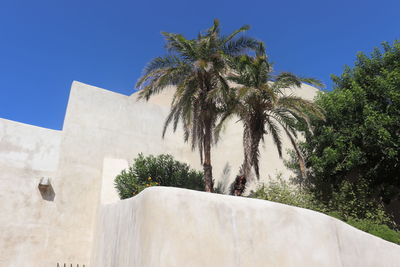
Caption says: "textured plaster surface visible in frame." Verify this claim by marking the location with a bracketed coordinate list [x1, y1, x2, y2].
[101, 158, 129, 204]
[91, 187, 400, 267]
[0, 119, 62, 267]
[1, 81, 321, 266]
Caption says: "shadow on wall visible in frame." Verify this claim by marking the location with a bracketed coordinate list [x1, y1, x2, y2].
[38, 177, 55, 201]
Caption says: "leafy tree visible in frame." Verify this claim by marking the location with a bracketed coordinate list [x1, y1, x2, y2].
[219, 43, 323, 195]
[114, 153, 204, 199]
[303, 41, 400, 223]
[136, 19, 259, 192]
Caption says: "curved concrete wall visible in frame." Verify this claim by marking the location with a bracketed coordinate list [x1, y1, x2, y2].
[0, 81, 320, 266]
[91, 187, 400, 267]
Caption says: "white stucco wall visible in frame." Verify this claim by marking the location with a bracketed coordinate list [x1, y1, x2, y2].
[101, 158, 129, 204]
[0, 119, 62, 266]
[91, 187, 400, 267]
[0, 80, 322, 266]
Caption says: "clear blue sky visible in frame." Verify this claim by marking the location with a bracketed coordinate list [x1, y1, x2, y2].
[1, 0, 399, 130]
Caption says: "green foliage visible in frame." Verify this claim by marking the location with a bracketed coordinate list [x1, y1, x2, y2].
[327, 180, 392, 225]
[115, 153, 204, 199]
[251, 179, 400, 244]
[301, 41, 400, 212]
[345, 218, 400, 244]
[250, 178, 327, 213]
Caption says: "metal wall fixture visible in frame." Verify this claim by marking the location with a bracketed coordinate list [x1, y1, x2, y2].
[38, 177, 55, 201]
[38, 177, 51, 191]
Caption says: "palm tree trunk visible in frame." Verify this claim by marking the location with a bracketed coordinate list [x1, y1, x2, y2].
[203, 121, 214, 192]
[250, 129, 263, 180]
[241, 125, 253, 178]
[231, 125, 252, 196]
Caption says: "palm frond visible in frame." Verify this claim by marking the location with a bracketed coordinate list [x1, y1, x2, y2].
[222, 36, 260, 56]
[143, 55, 182, 74]
[272, 72, 302, 92]
[162, 104, 179, 138]
[299, 77, 325, 88]
[269, 109, 298, 136]
[161, 32, 197, 60]
[265, 117, 283, 157]
[137, 63, 192, 100]
[214, 112, 235, 143]
[223, 24, 250, 43]
[255, 42, 266, 58]
[278, 96, 324, 120]
[208, 18, 221, 36]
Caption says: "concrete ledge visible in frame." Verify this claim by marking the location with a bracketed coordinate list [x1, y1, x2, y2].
[91, 187, 400, 267]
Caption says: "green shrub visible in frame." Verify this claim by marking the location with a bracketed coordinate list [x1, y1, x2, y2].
[327, 179, 392, 225]
[249, 178, 327, 213]
[250, 178, 400, 244]
[346, 218, 400, 244]
[115, 153, 204, 199]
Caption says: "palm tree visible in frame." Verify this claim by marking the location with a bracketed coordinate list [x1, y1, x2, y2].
[220, 43, 324, 195]
[136, 19, 259, 192]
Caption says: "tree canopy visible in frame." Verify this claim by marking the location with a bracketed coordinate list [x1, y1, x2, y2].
[304, 42, 400, 214]
[220, 43, 323, 195]
[136, 19, 259, 192]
